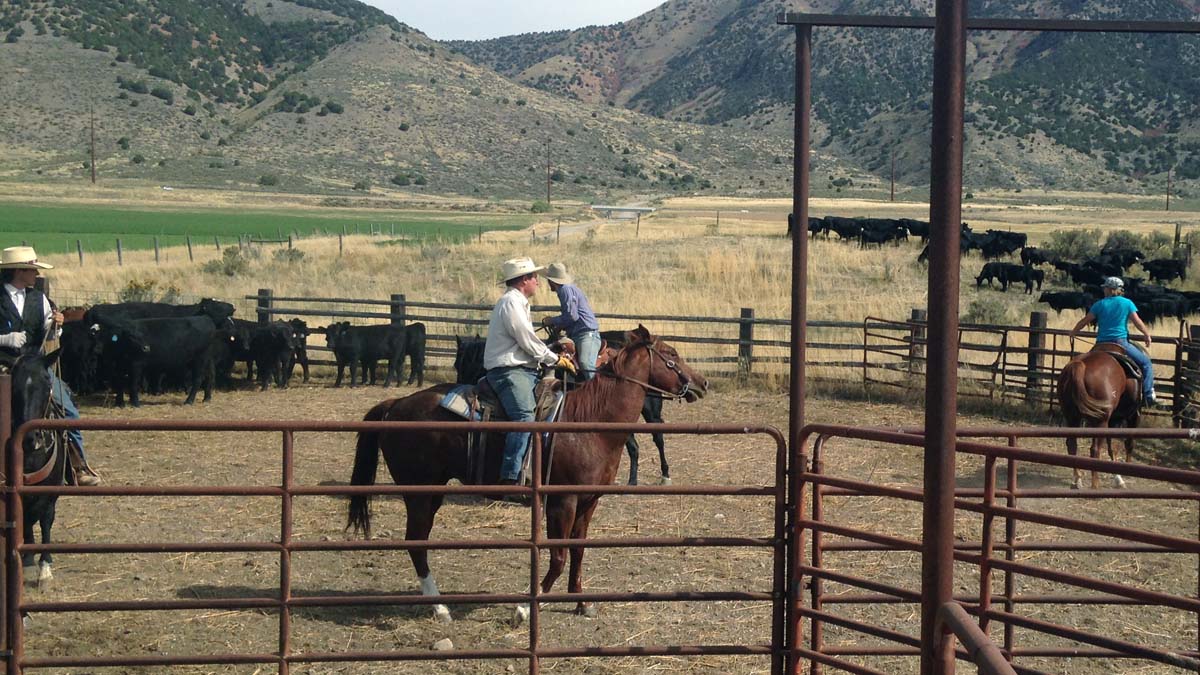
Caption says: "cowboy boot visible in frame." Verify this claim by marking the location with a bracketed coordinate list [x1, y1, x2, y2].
[67, 440, 101, 486]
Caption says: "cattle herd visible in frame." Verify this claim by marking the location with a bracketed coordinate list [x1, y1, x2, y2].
[58, 299, 428, 406]
[791, 213, 1194, 325]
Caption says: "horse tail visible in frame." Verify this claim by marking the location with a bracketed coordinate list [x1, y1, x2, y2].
[1060, 359, 1110, 422]
[347, 399, 393, 538]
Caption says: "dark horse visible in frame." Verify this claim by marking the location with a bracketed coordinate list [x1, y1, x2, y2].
[348, 326, 707, 623]
[1057, 344, 1140, 489]
[4, 347, 68, 585]
[455, 332, 672, 485]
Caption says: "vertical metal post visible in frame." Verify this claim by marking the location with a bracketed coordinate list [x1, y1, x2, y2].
[1027, 312, 1046, 404]
[922, 2, 967, 674]
[738, 308, 755, 378]
[116, 239, 123, 266]
[891, 151, 896, 202]
[786, 22, 812, 675]
[76, 240, 84, 267]
[257, 288, 273, 325]
[278, 430, 294, 675]
[529, 431, 543, 675]
[1167, 166, 1172, 211]
[186, 235, 194, 262]
[557, 218, 561, 244]
[389, 294, 407, 327]
[0, 375, 10, 675]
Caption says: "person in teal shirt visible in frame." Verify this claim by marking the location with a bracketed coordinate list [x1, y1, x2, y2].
[1069, 276, 1162, 407]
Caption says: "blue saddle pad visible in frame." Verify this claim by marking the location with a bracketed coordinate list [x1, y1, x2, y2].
[439, 385, 481, 421]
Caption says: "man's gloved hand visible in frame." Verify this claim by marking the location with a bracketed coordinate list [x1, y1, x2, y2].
[0, 332, 28, 349]
[555, 354, 578, 376]
[540, 316, 555, 328]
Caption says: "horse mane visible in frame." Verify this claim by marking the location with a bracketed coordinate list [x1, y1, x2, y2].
[561, 339, 649, 422]
[561, 373, 623, 422]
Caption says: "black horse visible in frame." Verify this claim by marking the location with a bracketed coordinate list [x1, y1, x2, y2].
[454, 332, 670, 485]
[5, 347, 68, 586]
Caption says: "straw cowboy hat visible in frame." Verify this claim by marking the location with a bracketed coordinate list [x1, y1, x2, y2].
[544, 262, 573, 285]
[499, 257, 545, 284]
[0, 246, 53, 270]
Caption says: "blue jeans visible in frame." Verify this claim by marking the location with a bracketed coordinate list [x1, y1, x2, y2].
[486, 366, 538, 482]
[49, 370, 87, 461]
[572, 330, 601, 381]
[1109, 339, 1155, 399]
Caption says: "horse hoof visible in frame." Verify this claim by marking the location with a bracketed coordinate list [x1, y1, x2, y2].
[576, 604, 598, 618]
[37, 562, 52, 586]
[1070, 479, 1082, 490]
[21, 614, 30, 629]
[22, 566, 37, 587]
[1113, 475, 1127, 489]
[433, 606, 452, 623]
[513, 604, 530, 625]
[659, 476, 672, 486]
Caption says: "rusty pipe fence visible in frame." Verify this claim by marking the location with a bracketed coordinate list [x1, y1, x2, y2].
[792, 424, 1200, 674]
[0, 410, 787, 674]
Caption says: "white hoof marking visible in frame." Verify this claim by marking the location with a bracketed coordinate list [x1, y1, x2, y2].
[1071, 478, 1083, 490]
[1113, 475, 1127, 489]
[513, 603, 530, 625]
[433, 604, 452, 623]
[659, 476, 672, 486]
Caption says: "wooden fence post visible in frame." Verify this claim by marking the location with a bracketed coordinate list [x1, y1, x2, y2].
[116, 239, 123, 266]
[186, 235, 194, 262]
[256, 288, 273, 325]
[557, 219, 561, 244]
[390, 294, 407, 327]
[214, 236, 220, 251]
[153, 237, 160, 265]
[909, 309, 927, 375]
[636, 213, 641, 238]
[1027, 311, 1047, 405]
[738, 307, 754, 377]
[478, 225, 482, 243]
[338, 233, 344, 256]
[76, 240, 84, 267]
[288, 235, 294, 249]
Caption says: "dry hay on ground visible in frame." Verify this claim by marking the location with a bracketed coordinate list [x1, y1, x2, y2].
[18, 377, 1198, 674]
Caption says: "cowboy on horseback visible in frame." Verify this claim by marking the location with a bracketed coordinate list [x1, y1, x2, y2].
[484, 257, 577, 486]
[0, 246, 101, 485]
[1068, 276, 1163, 408]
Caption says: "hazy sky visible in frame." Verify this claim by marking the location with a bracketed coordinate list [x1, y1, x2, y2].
[363, 1, 666, 41]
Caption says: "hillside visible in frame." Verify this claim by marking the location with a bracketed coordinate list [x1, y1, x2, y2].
[451, 0, 1200, 193]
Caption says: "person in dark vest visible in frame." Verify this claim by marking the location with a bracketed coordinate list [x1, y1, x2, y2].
[0, 246, 101, 485]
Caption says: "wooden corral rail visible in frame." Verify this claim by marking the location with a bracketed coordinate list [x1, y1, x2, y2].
[246, 291, 1200, 421]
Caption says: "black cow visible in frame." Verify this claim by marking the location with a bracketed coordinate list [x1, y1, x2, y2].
[287, 318, 311, 383]
[899, 218, 929, 242]
[325, 322, 408, 387]
[97, 316, 215, 407]
[825, 216, 862, 241]
[1020, 247, 1052, 267]
[59, 321, 103, 395]
[1052, 260, 1106, 287]
[1142, 259, 1187, 284]
[401, 322, 428, 386]
[85, 298, 235, 330]
[1037, 291, 1097, 314]
[250, 321, 296, 390]
[975, 262, 1038, 292]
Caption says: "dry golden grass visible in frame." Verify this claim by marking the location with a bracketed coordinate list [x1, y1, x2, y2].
[38, 191, 1200, 385]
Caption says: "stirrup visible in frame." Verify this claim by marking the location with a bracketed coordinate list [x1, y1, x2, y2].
[67, 441, 101, 485]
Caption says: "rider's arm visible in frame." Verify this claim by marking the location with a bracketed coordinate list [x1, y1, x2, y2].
[1130, 312, 1152, 347]
[1069, 312, 1096, 336]
[501, 302, 557, 366]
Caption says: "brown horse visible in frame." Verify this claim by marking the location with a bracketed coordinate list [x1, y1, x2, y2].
[347, 325, 708, 623]
[1056, 344, 1140, 489]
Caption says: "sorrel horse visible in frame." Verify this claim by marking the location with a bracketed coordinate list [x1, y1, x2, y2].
[3, 347, 69, 585]
[457, 332, 673, 485]
[348, 325, 708, 623]
[1056, 344, 1140, 489]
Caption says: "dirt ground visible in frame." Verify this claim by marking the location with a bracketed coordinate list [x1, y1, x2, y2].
[17, 370, 1199, 674]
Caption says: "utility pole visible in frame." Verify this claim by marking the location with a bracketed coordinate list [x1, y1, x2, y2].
[1167, 166, 1172, 212]
[545, 138, 552, 209]
[89, 103, 97, 185]
[890, 150, 896, 202]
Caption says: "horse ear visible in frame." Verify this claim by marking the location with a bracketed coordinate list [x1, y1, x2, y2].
[631, 324, 652, 343]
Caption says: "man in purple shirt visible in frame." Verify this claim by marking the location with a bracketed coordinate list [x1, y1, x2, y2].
[541, 262, 601, 381]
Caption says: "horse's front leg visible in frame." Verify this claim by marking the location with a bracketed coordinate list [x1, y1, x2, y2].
[516, 496, 575, 625]
[37, 505, 54, 586]
[567, 497, 601, 618]
[624, 435, 639, 485]
[652, 431, 670, 485]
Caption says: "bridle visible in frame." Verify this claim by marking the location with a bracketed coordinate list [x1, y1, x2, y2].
[599, 341, 692, 401]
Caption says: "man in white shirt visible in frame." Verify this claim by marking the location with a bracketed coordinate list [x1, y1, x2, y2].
[0, 246, 100, 485]
[483, 257, 575, 485]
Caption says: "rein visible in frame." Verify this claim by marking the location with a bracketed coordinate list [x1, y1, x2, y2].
[596, 343, 691, 401]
